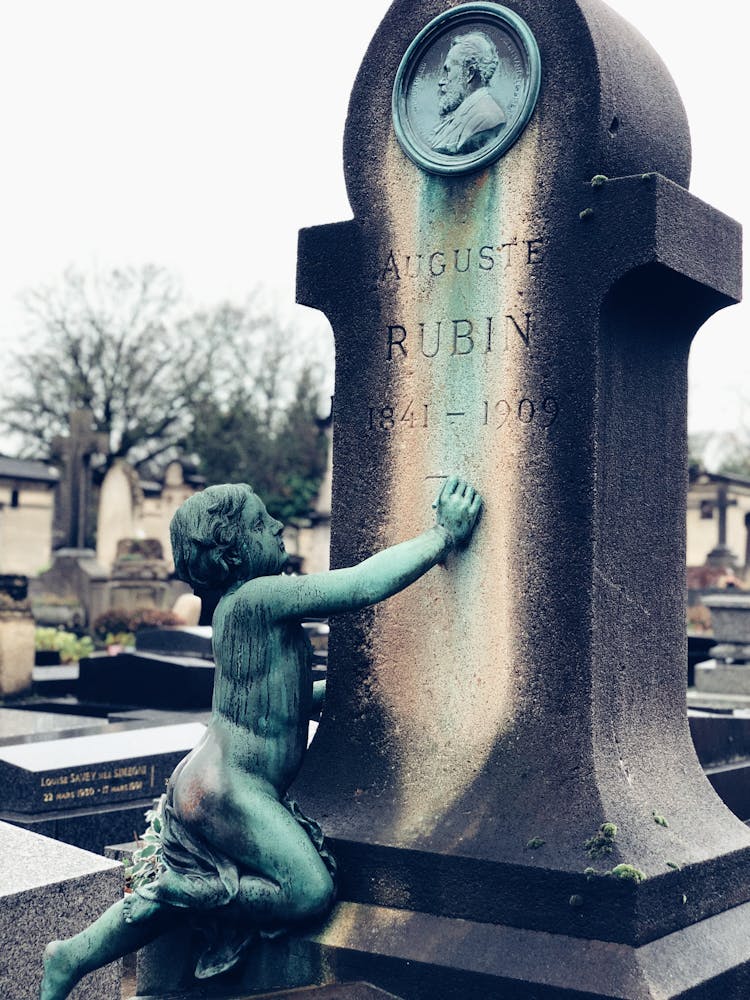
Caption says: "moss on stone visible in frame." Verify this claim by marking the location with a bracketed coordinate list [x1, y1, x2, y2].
[610, 864, 646, 883]
[584, 822, 617, 858]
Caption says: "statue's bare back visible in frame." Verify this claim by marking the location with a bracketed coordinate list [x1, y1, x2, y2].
[174, 597, 313, 834]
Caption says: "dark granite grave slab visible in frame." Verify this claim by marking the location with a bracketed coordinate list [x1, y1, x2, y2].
[690, 710, 750, 766]
[705, 761, 750, 824]
[135, 625, 213, 660]
[0, 706, 105, 745]
[689, 709, 750, 822]
[32, 661, 80, 696]
[0, 722, 204, 813]
[78, 651, 215, 708]
[9, 796, 159, 855]
[78, 650, 325, 711]
[688, 634, 714, 686]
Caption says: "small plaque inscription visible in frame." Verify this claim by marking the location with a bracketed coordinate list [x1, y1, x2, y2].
[392, 2, 541, 175]
[0, 723, 204, 814]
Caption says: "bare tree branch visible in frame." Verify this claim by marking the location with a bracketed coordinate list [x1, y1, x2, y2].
[0, 265, 331, 508]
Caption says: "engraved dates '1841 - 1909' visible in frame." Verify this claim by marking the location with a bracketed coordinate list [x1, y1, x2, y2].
[392, 2, 541, 176]
[367, 396, 559, 432]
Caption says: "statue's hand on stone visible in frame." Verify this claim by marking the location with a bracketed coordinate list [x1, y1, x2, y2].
[434, 475, 483, 549]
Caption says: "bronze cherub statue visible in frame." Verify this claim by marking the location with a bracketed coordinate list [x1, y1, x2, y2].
[41, 476, 482, 998]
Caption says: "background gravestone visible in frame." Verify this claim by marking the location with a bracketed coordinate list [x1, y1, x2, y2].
[0, 722, 204, 853]
[51, 408, 108, 552]
[266, 0, 748, 996]
[96, 460, 140, 572]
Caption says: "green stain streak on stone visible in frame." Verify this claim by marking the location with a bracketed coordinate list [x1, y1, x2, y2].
[416, 170, 502, 484]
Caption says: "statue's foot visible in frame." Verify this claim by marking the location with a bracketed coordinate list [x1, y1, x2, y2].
[39, 940, 79, 1000]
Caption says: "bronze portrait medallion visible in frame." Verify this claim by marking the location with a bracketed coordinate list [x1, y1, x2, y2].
[392, 3, 541, 175]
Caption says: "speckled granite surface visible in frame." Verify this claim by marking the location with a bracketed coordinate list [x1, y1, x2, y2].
[0, 819, 122, 999]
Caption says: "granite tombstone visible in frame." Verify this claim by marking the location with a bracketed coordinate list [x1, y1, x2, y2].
[78, 627, 216, 709]
[50, 408, 108, 552]
[95, 460, 139, 573]
[254, 0, 748, 996]
[0, 722, 204, 853]
[0, 821, 121, 999]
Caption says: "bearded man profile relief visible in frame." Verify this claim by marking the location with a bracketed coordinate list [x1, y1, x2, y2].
[431, 31, 506, 155]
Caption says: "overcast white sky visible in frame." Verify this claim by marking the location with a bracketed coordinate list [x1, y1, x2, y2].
[0, 0, 745, 438]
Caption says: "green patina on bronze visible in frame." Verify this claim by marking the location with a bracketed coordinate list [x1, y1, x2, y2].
[392, 2, 541, 177]
[39, 477, 482, 999]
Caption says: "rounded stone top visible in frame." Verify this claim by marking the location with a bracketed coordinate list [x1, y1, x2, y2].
[343, 0, 691, 214]
[165, 461, 186, 487]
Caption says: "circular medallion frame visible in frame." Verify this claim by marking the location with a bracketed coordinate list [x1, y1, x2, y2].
[392, 2, 541, 176]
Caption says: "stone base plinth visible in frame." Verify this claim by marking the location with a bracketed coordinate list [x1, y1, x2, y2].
[0, 820, 122, 999]
[273, 901, 750, 999]
[702, 596, 750, 643]
[133, 982, 400, 999]
[695, 659, 750, 696]
[134, 899, 750, 999]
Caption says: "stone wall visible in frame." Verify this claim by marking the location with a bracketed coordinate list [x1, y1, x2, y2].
[0, 483, 54, 576]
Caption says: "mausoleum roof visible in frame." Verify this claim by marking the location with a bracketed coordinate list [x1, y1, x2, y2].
[0, 456, 59, 485]
[691, 470, 750, 492]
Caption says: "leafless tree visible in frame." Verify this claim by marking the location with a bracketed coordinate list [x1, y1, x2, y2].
[1, 265, 326, 475]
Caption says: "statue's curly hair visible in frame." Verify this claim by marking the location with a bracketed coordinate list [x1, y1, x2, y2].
[451, 31, 500, 87]
[170, 484, 257, 592]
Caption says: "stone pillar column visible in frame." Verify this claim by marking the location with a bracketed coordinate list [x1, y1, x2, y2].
[283, 0, 750, 995]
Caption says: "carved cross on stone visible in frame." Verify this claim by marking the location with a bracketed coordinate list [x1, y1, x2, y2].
[705, 482, 739, 567]
[51, 409, 109, 550]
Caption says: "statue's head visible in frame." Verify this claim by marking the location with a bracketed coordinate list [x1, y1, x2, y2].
[170, 484, 287, 592]
[438, 31, 500, 115]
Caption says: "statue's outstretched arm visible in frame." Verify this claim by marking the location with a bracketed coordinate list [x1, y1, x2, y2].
[262, 476, 482, 621]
